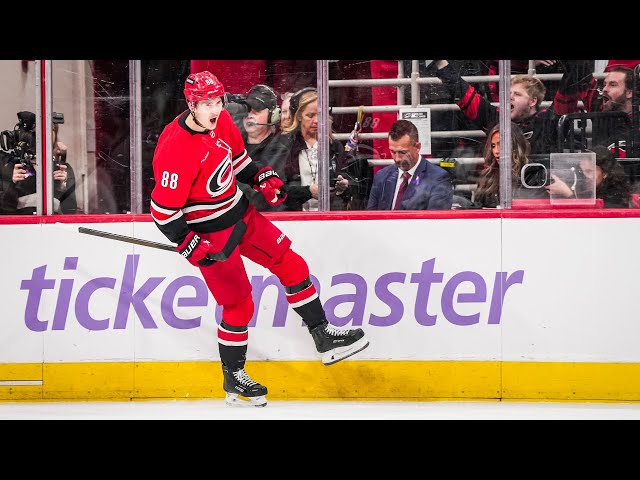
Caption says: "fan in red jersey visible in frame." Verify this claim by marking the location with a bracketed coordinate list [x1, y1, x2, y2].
[149, 71, 369, 407]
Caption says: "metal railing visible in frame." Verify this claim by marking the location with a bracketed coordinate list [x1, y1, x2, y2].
[329, 63, 600, 138]
[325, 61, 615, 206]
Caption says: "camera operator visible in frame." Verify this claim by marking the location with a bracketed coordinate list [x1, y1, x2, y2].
[229, 85, 292, 211]
[224, 91, 251, 134]
[0, 111, 77, 215]
[223, 86, 354, 211]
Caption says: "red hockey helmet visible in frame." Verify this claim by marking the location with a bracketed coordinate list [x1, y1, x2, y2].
[184, 71, 225, 103]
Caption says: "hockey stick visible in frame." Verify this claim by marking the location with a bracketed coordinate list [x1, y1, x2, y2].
[77, 220, 247, 263]
[78, 227, 176, 251]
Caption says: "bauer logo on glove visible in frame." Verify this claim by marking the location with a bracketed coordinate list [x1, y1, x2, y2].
[253, 167, 287, 205]
[180, 233, 204, 258]
[177, 231, 216, 267]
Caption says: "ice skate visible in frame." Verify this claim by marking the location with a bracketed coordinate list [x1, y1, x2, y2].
[309, 320, 370, 366]
[222, 365, 268, 407]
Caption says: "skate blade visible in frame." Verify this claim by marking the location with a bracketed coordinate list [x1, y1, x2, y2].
[322, 337, 370, 366]
[225, 393, 267, 407]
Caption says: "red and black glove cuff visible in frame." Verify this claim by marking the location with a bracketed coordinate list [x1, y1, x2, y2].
[253, 166, 280, 186]
[176, 231, 216, 267]
[253, 167, 287, 205]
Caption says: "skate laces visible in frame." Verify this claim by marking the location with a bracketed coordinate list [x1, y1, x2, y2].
[324, 324, 350, 336]
[233, 369, 257, 386]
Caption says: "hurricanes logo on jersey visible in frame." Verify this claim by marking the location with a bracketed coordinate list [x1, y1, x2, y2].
[207, 156, 234, 197]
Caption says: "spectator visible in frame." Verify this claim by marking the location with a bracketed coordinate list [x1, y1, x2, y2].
[410, 60, 491, 160]
[236, 85, 291, 211]
[434, 60, 559, 155]
[553, 62, 639, 180]
[486, 60, 566, 103]
[366, 119, 453, 210]
[604, 60, 640, 73]
[280, 91, 294, 126]
[554, 63, 633, 117]
[474, 123, 533, 208]
[586, 145, 632, 208]
[547, 145, 632, 208]
[278, 87, 352, 211]
[0, 111, 77, 215]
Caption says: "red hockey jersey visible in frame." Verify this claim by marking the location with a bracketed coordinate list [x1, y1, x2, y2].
[150, 109, 260, 244]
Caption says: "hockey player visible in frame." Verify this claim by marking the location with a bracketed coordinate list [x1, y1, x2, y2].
[149, 71, 369, 407]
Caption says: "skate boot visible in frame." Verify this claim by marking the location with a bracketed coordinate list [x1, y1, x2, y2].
[222, 365, 268, 407]
[309, 320, 370, 366]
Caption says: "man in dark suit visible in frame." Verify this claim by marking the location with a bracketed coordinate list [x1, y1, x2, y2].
[366, 119, 453, 210]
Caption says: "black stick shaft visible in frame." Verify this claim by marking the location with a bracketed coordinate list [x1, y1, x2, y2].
[77, 222, 246, 263]
[78, 227, 176, 252]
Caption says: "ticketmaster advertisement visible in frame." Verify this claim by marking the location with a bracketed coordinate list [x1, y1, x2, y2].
[2, 217, 640, 401]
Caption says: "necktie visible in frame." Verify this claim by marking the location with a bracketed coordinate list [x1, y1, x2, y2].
[393, 172, 411, 210]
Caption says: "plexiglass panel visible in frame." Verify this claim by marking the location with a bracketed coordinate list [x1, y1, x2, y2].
[1, 58, 638, 218]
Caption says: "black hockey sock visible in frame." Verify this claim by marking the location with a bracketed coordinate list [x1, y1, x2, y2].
[218, 321, 248, 370]
[285, 277, 325, 329]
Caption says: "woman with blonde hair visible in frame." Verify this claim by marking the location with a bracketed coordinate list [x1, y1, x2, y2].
[278, 87, 353, 211]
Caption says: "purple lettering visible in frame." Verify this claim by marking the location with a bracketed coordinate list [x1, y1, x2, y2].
[75, 277, 116, 330]
[323, 273, 367, 327]
[113, 255, 164, 329]
[52, 257, 78, 330]
[411, 258, 443, 326]
[161, 275, 208, 329]
[18, 254, 525, 332]
[369, 272, 405, 327]
[488, 271, 525, 324]
[21, 265, 55, 332]
[442, 271, 486, 326]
